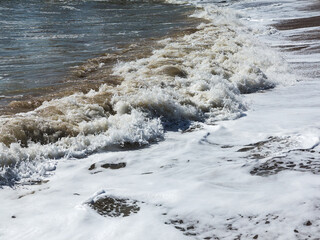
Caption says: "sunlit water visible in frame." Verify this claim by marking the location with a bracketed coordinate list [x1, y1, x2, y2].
[0, 0, 195, 101]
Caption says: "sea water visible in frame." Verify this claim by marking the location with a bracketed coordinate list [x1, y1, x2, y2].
[0, 0, 292, 166]
[0, 0, 196, 104]
[0, 0, 320, 239]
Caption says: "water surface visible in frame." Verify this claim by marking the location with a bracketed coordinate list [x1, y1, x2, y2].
[0, 0, 196, 103]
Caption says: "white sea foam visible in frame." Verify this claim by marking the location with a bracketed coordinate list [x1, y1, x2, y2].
[0, 0, 294, 183]
[61, 6, 80, 11]
[1, 0, 320, 239]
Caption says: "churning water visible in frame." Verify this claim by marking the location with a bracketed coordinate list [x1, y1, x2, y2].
[0, 0, 294, 181]
[1, 1, 320, 239]
[0, 0, 195, 103]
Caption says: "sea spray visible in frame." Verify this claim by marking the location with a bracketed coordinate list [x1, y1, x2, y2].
[0, 1, 293, 185]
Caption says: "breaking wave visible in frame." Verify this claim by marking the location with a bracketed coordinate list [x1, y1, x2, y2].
[0, 1, 293, 185]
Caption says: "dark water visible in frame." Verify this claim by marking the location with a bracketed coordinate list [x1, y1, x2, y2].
[0, 0, 195, 101]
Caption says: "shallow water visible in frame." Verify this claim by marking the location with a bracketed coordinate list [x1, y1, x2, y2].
[0, 0, 195, 103]
[1, 0, 320, 239]
[0, 0, 292, 168]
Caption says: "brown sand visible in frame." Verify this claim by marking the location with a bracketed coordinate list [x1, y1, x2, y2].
[273, 15, 320, 31]
[272, 1, 320, 41]
[271, 1, 320, 78]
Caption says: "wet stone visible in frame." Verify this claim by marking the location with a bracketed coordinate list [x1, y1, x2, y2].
[242, 136, 291, 160]
[304, 220, 312, 226]
[221, 145, 234, 149]
[21, 179, 50, 186]
[181, 124, 203, 133]
[237, 146, 255, 152]
[88, 163, 96, 171]
[250, 149, 320, 176]
[141, 172, 153, 175]
[101, 162, 126, 170]
[164, 217, 200, 237]
[18, 191, 36, 199]
[89, 196, 140, 217]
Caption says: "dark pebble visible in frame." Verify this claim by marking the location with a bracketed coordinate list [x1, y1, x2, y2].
[88, 163, 96, 171]
[101, 162, 126, 170]
[304, 220, 312, 226]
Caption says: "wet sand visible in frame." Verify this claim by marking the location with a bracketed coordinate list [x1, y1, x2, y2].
[273, 15, 320, 31]
[272, 1, 320, 78]
[272, 1, 320, 41]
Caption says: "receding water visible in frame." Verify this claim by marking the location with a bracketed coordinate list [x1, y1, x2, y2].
[0, 0, 196, 103]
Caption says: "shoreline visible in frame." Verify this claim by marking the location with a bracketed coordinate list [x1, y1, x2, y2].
[0, 0, 289, 166]
[0, 3, 201, 116]
[1, 0, 320, 239]
[272, 0, 320, 79]
[1, 26, 203, 116]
